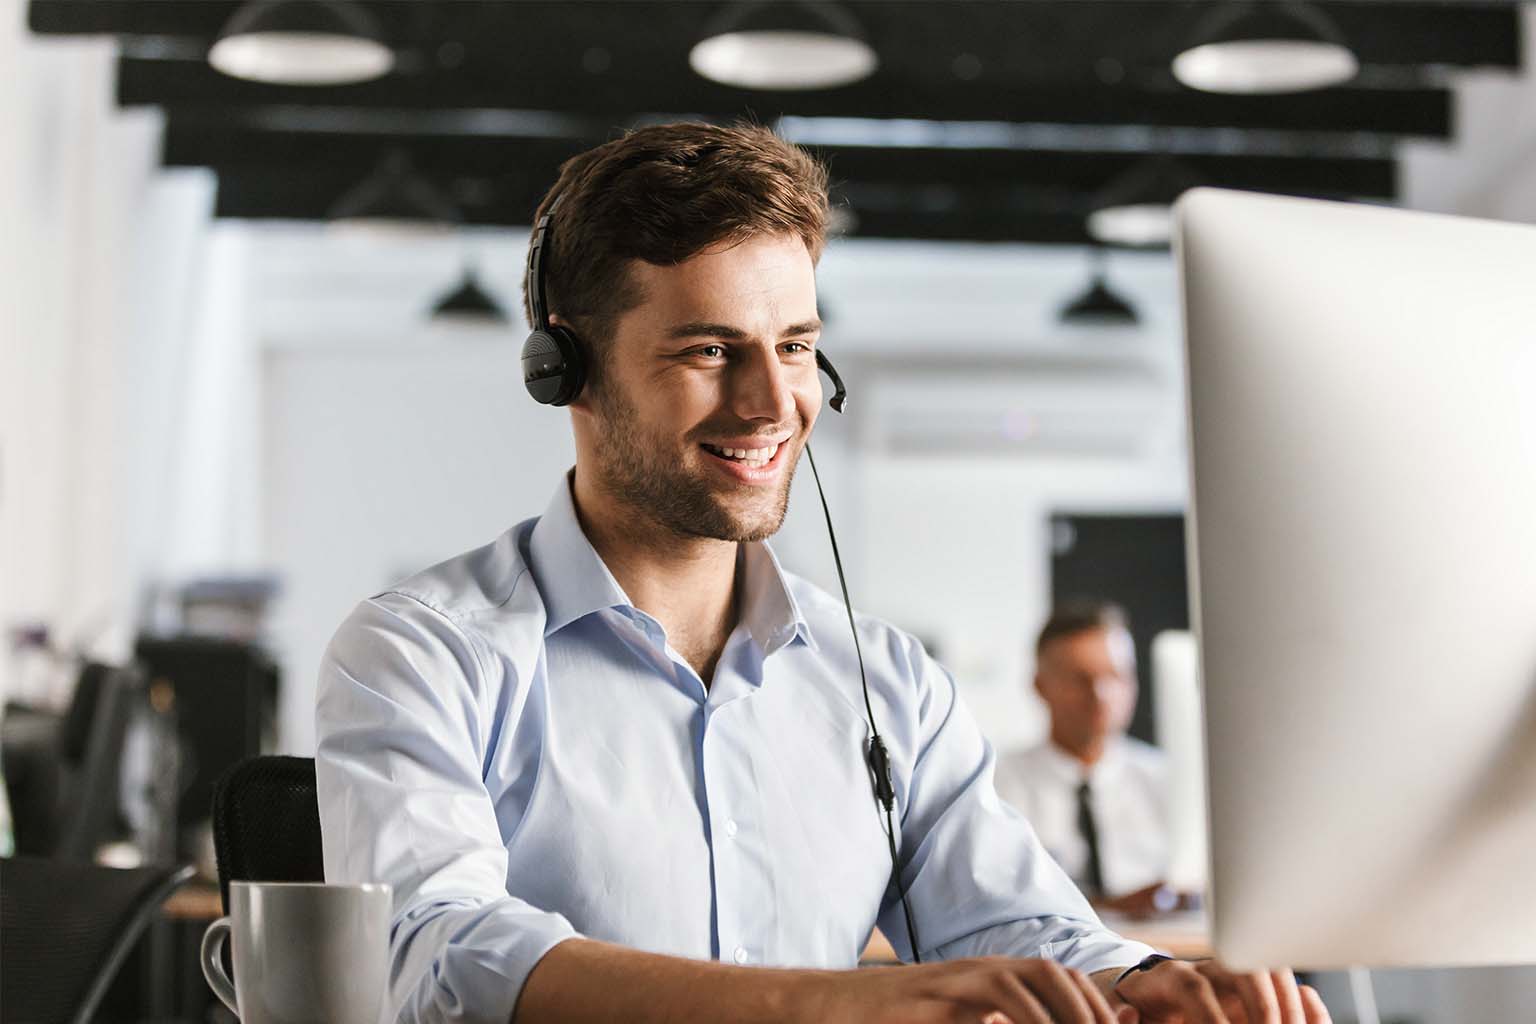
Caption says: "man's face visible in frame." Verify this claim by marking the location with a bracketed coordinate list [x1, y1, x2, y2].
[573, 232, 823, 543]
[1035, 626, 1139, 752]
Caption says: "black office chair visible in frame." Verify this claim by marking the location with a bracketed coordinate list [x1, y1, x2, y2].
[2, 662, 139, 859]
[54, 663, 140, 861]
[0, 855, 195, 1024]
[210, 755, 325, 911]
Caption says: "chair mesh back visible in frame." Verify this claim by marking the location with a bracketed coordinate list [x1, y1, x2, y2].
[0, 856, 193, 1024]
[210, 755, 325, 911]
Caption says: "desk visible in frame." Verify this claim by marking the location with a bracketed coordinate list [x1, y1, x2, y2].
[163, 887, 1213, 962]
[1100, 910, 1213, 960]
[162, 880, 223, 921]
[858, 916, 1211, 966]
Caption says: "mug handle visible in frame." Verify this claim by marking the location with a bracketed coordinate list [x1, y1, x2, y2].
[200, 916, 240, 1016]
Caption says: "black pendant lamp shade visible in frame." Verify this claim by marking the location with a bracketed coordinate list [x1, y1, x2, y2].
[209, 0, 393, 85]
[690, 1, 879, 90]
[1060, 251, 1139, 326]
[431, 267, 509, 325]
[1173, 1, 1358, 95]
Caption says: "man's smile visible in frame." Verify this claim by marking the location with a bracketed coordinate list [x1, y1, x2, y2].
[698, 436, 793, 483]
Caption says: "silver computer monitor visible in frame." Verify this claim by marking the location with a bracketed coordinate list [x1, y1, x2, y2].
[1175, 188, 1536, 971]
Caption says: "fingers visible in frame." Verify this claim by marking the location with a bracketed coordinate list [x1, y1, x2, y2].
[931, 962, 1049, 1024]
[1066, 966, 1119, 1024]
[1267, 968, 1304, 1024]
[987, 972, 1051, 1024]
[1196, 961, 1280, 1024]
[1299, 984, 1332, 1024]
[1016, 961, 1101, 1024]
[1139, 961, 1227, 1024]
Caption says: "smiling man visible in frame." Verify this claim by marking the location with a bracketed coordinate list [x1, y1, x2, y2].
[315, 122, 1328, 1024]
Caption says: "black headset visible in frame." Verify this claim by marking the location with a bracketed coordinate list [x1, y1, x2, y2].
[521, 194, 847, 414]
[520, 192, 921, 962]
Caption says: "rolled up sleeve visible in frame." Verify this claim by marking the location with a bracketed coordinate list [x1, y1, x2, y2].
[876, 634, 1157, 975]
[316, 593, 579, 1023]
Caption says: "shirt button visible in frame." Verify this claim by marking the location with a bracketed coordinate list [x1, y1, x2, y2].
[724, 819, 738, 838]
[733, 945, 749, 964]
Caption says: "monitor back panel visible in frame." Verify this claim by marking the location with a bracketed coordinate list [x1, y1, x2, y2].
[1177, 188, 1536, 970]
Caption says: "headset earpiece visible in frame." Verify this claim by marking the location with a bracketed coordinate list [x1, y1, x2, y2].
[522, 193, 588, 406]
[522, 325, 586, 406]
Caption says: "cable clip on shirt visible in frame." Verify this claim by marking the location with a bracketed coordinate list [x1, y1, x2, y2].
[866, 736, 896, 811]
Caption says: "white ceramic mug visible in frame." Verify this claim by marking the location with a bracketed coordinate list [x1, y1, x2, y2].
[200, 881, 391, 1024]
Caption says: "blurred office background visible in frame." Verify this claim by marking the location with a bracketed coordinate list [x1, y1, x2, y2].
[3, 2, 1535, 1020]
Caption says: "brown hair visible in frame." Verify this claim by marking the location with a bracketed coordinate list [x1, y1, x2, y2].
[521, 121, 830, 388]
[1035, 600, 1130, 657]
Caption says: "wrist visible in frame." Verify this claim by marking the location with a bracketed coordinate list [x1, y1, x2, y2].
[778, 967, 844, 1024]
[1110, 954, 1175, 995]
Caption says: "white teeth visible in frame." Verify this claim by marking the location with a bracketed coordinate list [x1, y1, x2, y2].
[706, 442, 781, 465]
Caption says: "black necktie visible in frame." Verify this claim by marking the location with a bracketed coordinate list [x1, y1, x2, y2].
[1076, 779, 1106, 899]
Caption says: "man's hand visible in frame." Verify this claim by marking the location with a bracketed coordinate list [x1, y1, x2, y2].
[1093, 959, 1331, 1024]
[1094, 882, 1197, 920]
[813, 956, 1125, 1024]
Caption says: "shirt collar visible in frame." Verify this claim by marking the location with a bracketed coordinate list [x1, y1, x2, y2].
[529, 473, 816, 654]
[529, 473, 634, 636]
[1039, 736, 1128, 785]
[738, 541, 817, 655]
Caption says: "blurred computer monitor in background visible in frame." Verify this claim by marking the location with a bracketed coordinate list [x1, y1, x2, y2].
[1177, 189, 1536, 970]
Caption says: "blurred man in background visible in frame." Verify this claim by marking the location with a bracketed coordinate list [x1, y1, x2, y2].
[996, 601, 1198, 919]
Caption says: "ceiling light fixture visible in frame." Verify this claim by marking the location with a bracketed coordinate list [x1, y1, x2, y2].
[209, 0, 394, 86]
[1059, 249, 1139, 326]
[690, 1, 878, 91]
[1172, 1, 1358, 95]
[327, 151, 459, 237]
[1087, 157, 1203, 248]
[430, 265, 509, 325]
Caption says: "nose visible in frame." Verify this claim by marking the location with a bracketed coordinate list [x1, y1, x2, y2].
[731, 346, 797, 424]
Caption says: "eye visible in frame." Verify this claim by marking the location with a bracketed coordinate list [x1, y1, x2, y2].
[694, 344, 727, 359]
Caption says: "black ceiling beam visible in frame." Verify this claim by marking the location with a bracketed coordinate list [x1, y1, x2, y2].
[161, 116, 1397, 201]
[206, 164, 1137, 245]
[31, 1, 1522, 73]
[117, 58, 1454, 138]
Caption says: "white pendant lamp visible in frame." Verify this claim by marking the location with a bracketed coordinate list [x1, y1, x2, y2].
[1087, 157, 1204, 248]
[690, 1, 878, 90]
[209, 0, 394, 85]
[1173, 1, 1358, 95]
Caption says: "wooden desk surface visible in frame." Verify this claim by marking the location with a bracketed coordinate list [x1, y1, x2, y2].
[162, 880, 223, 921]
[1100, 910, 1213, 960]
[164, 886, 1214, 962]
[858, 914, 1212, 965]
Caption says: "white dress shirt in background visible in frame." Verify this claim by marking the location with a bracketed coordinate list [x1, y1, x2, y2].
[315, 477, 1155, 1023]
[994, 738, 1169, 899]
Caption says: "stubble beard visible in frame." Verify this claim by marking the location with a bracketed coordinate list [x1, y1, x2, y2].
[589, 382, 798, 544]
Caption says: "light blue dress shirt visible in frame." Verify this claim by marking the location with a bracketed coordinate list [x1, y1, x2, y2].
[316, 476, 1155, 1023]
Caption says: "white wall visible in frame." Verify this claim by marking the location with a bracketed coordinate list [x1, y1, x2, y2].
[261, 335, 576, 754]
[0, 10, 195, 702]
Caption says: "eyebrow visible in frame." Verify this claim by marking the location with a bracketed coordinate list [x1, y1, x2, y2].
[664, 319, 822, 341]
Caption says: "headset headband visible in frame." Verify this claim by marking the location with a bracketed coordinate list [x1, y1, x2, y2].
[527, 193, 563, 331]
